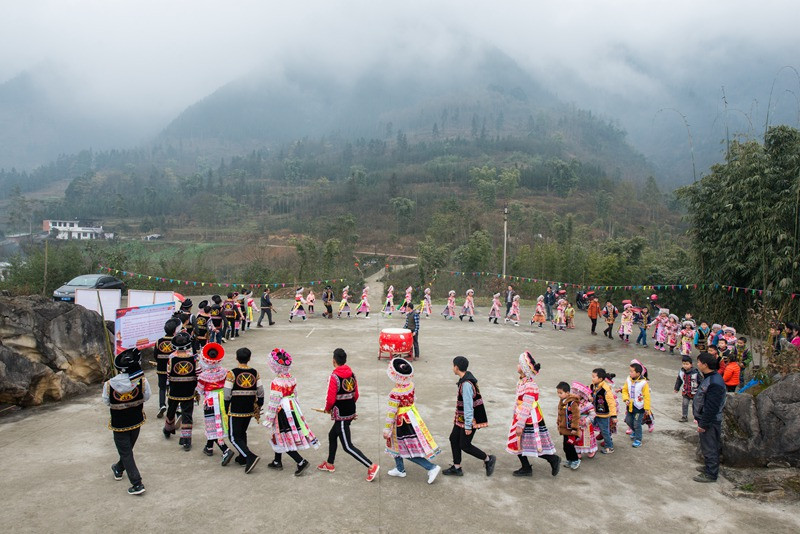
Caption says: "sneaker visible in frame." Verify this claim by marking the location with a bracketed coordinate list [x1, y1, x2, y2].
[183, 440, 192, 452]
[442, 465, 463, 476]
[267, 460, 283, 470]
[427, 465, 441, 484]
[203, 446, 213, 456]
[387, 468, 407, 478]
[127, 483, 146, 495]
[221, 449, 234, 466]
[632, 440, 642, 448]
[257, 324, 263, 328]
[269, 322, 276, 325]
[234, 455, 247, 466]
[695, 465, 706, 473]
[548, 455, 561, 476]
[679, 416, 688, 423]
[245, 455, 260, 474]
[163, 427, 172, 439]
[366, 463, 380, 482]
[157, 406, 166, 419]
[693, 473, 717, 483]
[570, 460, 581, 470]
[111, 464, 123, 481]
[295, 459, 310, 476]
[600, 447, 614, 454]
[485, 454, 496, 476]
[317, 461, 336, 473]
[512, 468, 532, 477]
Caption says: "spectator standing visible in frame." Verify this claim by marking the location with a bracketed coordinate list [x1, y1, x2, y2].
[256, 288, 275, 327]
[693, 352, 726, 483]
[504, 285, 515, 316]
[587, 295, 600, 335]
[544, 287, 556, 322]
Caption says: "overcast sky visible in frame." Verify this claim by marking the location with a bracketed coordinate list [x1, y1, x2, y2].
[2, 0, 799, 130]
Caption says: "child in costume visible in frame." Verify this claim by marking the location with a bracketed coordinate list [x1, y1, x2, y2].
[648, 308, 669, 351]
[694, 320, 711, 352]
[556, 381, 581, 469]
[674, 355, 699, 422]
[383, 358, 442, 484]
[459, 289, 475, 322]
[162, 332, 199, 451]
[224, 347, 264, 474]
[104, 347, 149, 496]
[317, 348, 380, 481]
[263, 348, 318, 476]
[399, 286, 414, 314]
[666, 314, 680, 353]
[622, 361, 651, 448]
[590, 368, 617, 454]
[192, 301, 212, 351]
[289, 287, 307, 322]
[553, 298, 567, 331]
[442, 290, 456, 320]
[618, 303, 633, 343]
[154, 318, 179, 419]
[531, 295, 546, 328]
[601, 301, 618, 338]
[506, 351, 561, 477]
[422, 287, 432, 317]
[356, 286, 371, 317]
[570, 381, 597, 459]
[244, 290, 256, 331]
[488, 293, 502, 324]
[722, 326, 737, 346]
[505, 294, 521, 326]
[196, 342, 234, 465]
[565, 301, 575, 329]
[306, 290, 315, 315]
[322, 286, 334, 318]
[680, 320, 695, 355]
[382, 285, 395, 316]
[337, 286, 351, 318]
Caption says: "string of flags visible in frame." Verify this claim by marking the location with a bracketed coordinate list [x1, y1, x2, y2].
[97, 264, 345, 290]
[434, 270, 799, 299]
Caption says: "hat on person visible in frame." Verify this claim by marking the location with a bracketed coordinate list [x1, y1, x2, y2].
[682, 320, 695, 328]
[201, 342, 224, 363]
[388, 285, 394, 292]
[669, 314, 679, 322]
[172, 331, 192, 350]
[659, 308, 669, 315]
[180, 299, 192, 310]
[268, 348, 292, 374]
[467, 289, 474, 295]
[518, 351, 540, 378]
[570, 381, 592, 401]
[114, 348, 143, 379]
[493, 293, 501, 298]
[449, 290, 455, 296]
[387, 357, 413, 385]
[198, 299, 209, 309]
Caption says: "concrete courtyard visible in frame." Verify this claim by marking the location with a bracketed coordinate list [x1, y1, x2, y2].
[1, 275, 799, 533]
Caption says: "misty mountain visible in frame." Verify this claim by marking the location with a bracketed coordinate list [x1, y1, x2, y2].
[0, 64, 155, 171]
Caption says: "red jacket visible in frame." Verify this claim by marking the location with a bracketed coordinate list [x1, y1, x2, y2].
[325, 364, 359, 416]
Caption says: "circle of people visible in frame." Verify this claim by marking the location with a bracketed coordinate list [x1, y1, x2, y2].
[102, 284, 753, 496]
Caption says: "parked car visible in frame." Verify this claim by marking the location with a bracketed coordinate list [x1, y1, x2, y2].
[52, 274, 125, 302]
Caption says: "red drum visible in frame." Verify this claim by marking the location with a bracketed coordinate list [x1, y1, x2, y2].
[378, 328, 413, 360]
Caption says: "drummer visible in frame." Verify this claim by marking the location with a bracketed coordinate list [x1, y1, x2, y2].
[403, 301, 421, 360]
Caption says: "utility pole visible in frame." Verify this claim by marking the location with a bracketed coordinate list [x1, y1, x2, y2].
[502, 203, 508, 278]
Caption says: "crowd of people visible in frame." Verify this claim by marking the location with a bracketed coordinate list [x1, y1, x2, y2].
[102, 283, 764, 496]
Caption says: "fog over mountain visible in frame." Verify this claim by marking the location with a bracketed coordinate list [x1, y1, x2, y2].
[1, 1, 798, 186]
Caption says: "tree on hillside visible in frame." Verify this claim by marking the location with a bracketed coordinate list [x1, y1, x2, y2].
[390, 197, 416, 233]
[678, 125, 800, 309]
[454, 230, 492, 272]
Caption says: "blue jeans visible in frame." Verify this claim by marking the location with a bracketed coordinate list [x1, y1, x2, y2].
[394, 455, 436, 472]
[636, 327, 647, 346]
[594, 416, 614, 449]
[625, 408, 644, 441]
[545, 303, 554, 321]
[211, 330, 223, 344]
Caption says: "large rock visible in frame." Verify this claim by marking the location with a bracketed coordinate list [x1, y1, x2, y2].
[722, 373, 800, 467]
[0, 295, 112, 406]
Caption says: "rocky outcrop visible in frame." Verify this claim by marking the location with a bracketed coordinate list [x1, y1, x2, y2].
[722, 373, 800, 467]
[0, 295, 112, 406]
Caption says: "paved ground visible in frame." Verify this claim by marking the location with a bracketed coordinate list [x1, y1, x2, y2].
[2, 272, 799, 533]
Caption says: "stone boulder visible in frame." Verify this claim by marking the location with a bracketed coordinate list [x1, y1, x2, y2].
[0, 295, 112, 406]
[722, 373, 800, 467]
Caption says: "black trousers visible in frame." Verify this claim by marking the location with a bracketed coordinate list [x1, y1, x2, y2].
[563, 435, 579, 462]
[157, 373, 168, 408]
[506, 302, 512, 315]
[590, 318, 597, 333]
[229, 416, 254, 459]
[327, 420, 372, 467]
[698, 422, 721, 479]
[113, 427, 142, 485]
[166, 398, 194, 439]
[324, 303, 333, 316]
[274, 451, 303, 464]
[519, 453, 558, 469]
[449, 424, 487, 465]
[257, 308, 273, 326]
[604, 323, 613, 337]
